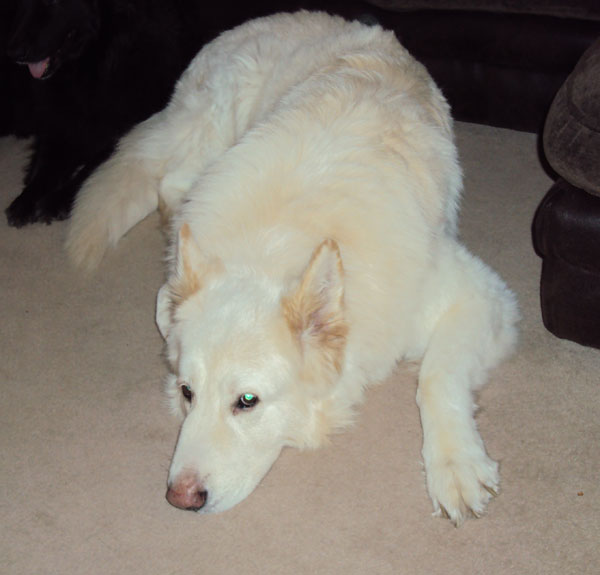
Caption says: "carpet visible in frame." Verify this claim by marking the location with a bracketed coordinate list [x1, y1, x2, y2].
[1, 122, 599, 574]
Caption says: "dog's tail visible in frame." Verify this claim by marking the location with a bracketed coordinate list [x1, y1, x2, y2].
[65, 113, 166, 271]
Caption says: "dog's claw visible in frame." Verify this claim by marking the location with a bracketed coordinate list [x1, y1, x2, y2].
[483, 484, 498, 498]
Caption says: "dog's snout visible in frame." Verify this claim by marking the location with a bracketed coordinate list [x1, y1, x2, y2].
[166, 473, 208, 511]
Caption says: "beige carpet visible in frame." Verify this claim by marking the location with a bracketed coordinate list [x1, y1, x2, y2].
[1, 122, 599, 575]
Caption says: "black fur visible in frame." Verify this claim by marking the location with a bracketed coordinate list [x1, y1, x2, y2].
[3, 0, 211, 227]
[1, 0, 32, 137]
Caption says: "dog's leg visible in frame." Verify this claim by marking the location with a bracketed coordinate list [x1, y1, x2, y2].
[416, 245, 518, 525]
[6, 137, 84, 226]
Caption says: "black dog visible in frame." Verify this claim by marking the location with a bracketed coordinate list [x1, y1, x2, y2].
[3, 0, 214, 227]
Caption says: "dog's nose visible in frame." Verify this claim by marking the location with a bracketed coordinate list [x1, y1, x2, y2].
[6, 43, 29, 63]
[166, 473, 208, 511]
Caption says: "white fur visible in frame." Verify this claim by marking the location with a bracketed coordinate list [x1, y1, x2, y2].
[67, 11, 518, 523]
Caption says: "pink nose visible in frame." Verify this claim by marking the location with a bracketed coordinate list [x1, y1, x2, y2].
[166, 471, 207, 511]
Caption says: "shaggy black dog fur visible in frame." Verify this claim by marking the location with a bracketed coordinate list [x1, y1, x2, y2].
[2, 0, 214, 227]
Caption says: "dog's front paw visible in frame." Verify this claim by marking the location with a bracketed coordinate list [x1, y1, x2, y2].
[424, 448, 499, 526]
[6, 190, 71, 227]
[6, 193, 39, 227]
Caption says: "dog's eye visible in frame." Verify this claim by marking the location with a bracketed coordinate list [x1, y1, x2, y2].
[237, 393, 259, 410]
[181, 384, 193, 403]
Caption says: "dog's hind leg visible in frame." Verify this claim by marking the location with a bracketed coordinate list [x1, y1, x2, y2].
[416, 244, 519, 525]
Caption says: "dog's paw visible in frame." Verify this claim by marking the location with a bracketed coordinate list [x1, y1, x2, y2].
[5, 193, 39, 227]
[6, 191, 71, 227]
[425, 449, 499, 526]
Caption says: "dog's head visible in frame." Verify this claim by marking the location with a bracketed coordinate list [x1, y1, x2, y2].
[157, 225, 350, 513]
[6, 0, 99, 79]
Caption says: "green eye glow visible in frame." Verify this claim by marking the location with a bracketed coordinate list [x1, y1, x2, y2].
[238, 393, 259, 409]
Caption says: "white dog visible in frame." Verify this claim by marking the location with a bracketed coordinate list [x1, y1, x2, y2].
[66, 11, 518, 524]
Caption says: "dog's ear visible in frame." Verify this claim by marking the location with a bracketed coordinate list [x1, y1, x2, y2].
[156, 224, 220, 339]
[283, 239, 348, 381]
[171, 223, 208, 303]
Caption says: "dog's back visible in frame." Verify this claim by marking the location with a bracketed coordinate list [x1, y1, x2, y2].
[166, 12, 460, 373]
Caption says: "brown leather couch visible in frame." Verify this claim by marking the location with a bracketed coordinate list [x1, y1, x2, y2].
[358, 1, 600, 132]
[534, 37, 600, 349]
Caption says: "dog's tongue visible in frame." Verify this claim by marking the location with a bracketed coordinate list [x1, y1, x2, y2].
[27, 58, 50, 79]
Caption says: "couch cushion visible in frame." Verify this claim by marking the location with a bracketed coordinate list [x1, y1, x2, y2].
[543, 37, 600, 195]
[533, 178, 600, 272]
[533, 178, 600, 349]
